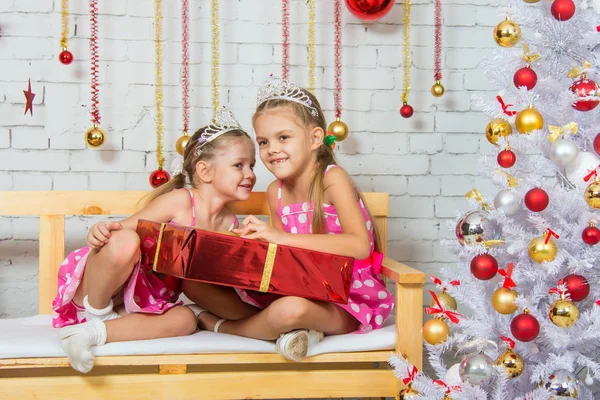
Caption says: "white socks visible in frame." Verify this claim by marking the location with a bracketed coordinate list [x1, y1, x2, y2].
[59, 318, 107, 373]
[83, 295, 120, 322]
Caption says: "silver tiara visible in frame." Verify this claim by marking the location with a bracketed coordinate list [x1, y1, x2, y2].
[195, 108, 243, 156]
[256, 75, 319, 117]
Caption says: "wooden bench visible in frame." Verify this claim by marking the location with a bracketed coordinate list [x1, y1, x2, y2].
[0, 191, 425, 400]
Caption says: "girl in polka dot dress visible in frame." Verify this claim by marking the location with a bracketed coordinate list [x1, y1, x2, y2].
[194, 76, 393, 361]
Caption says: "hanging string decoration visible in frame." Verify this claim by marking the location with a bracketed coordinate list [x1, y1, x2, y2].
[282, 0, 290, 80]
[85, 0, 105, 148]
[327, 0, 348, 143]
[150, 0, 170, 188]
[308, 0, 316, 92]
[431, 0, 444, 97]
[211, 0, 220, 115]
[400, 0, 413, 118]
[176, 0, 191, 156]
[59, 0, 73, 65]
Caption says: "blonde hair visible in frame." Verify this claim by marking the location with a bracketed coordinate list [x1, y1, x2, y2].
[253, 90, 382, 253]
[145, 126, 253, 204]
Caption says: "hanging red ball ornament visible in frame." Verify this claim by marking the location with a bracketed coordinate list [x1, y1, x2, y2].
[594, 133, 600, 156]
[149, 169, 170, 188]
[563, 274, 590, 302]
[582, 223, 600, 246]
[570, 78, 600, 112]
[513, 66, 537, 90]
[400, 103, 414, 118]
[524, 187, 549, 212]
[551, 0, 576, 21]
[345, 0, 394, 21]
[59, 49, 74, 65]
[510, 311, 540, 342]
[470, 253, 498, 280]
[498, 148, 517, 168]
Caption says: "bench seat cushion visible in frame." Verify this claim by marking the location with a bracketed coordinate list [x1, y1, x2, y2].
[0, 314, 396, 359]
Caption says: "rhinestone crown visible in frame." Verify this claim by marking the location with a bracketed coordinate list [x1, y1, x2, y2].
[256, 75, 319, 117]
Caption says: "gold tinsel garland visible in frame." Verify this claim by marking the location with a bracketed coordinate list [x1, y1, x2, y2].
[308, 0, 316, 92]
[212, 0, 220, 115]
[155, 0, 164, 169]
[401, 0, 411, 104]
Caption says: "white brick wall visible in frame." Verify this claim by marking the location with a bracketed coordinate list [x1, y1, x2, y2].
[0, 0, 502, 326]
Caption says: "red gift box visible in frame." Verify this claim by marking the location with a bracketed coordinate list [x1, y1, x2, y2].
[136, 220, 354, 304]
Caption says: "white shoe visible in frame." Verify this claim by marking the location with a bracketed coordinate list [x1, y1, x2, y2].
[275, 329, 324, 361]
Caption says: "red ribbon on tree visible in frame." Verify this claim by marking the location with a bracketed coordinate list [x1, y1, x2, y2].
[433, 380, 462, 394]
[496, 95, 517, 116]
[402, 366, 419, 385]
[430, 275, 460, 290]
[544, 228, 560, 244]
[583, 165, 600, 182]
[499, 262, 516, 289]
[425, 290, 462, 324]
[500, 336, 515, 350]
[549, 279, 568, 298]
[596, 300, 600, 306]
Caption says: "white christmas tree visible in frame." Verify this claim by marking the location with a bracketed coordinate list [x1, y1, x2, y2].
[390, 1, 600, 399]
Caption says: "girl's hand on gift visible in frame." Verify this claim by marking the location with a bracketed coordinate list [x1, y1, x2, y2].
[233, 215, 287, 244]
[87, 221, 123, 249]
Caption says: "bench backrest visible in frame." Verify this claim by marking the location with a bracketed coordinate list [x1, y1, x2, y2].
[0, 191, 388, 314]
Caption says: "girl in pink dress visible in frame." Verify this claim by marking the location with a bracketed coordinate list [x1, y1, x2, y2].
[194, 77, 393, 361]
[53, 109, 258, 373]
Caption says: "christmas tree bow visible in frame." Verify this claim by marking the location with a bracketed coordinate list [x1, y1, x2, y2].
[402, 366, 419, 385]
[425, 290, 462, 323]
[465, 189, 491, 210]
[496, 95, 517, 116]
[496, 169, 520, 188]
[547, 122, 578, 143]
[549, 279, 569, 298]
[544, 228, 560, 244]
[500, 336, 516, 350]
[522, 43, 540, 64]
[596, 300, 600, 307]
[430, 275, 460, 290]
[499, 262, 516, 289]
[567, 61, 592, 79]
[583, 165, 600, 182]
[433, 380, 462, 394]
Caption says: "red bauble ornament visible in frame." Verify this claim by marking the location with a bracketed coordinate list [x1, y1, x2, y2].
[345, 0, 394, 21]
[513, 66, 537, 90]
[400, 103, 414, 118]
[582, 224, 600, 246]
[510, 312, 540, 342]
[570, 78, 600, 112]
[59, 49, 74, 65]
[497, 148, 516, 168]
[551, 0, 576, 21]
[149, 169, 170, 188]
[563, 274, 590, 302]
[594, 133, 600, 156]
[524, 187, 549, 212]
[470, 253, 498, 280]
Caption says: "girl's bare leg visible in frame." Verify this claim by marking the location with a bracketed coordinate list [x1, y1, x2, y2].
[181, 280, 259, 320]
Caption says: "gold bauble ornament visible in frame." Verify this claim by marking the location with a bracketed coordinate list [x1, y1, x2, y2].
[431, 80, 445, 97]
[584, 180, 600, 209]
[523, 0, 540, 3]
[492, 287, 518, 314]
[85, 125, 105, 148]
[175, 133, 190, 156]
[515, 105, 544, 134]
[528, 235, 557, 263]
[423, 317, 450, 345]
[549, 298, 579, 328]
[495, 348, 525, 379]
[493, 17, 521, 48]
[398, 385, 421, 399]
[327, 118, 349, 141]
[430, 290, 457, 311]
[486, 118, 513, 145]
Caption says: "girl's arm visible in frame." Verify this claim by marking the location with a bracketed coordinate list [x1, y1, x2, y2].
[117, 190, 189, 231]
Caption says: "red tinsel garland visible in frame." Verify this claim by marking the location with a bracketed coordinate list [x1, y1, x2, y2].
[434, 0, 442, 82]
[90, 0, 100, 125]
[182, 0, 190, 133]
[282, 0, 289, 80]
[334, 0, 342, 118]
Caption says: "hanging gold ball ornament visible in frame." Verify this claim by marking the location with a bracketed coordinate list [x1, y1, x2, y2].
[523, 0, 541, 3]
[175, 133, 190, 156]
[430, 290, 458, 311]
[495, 347, 525, 379]
[423, 317, 450, 345]
[515, 105, 544, 134]
[493, 17, 521, 48]
[528, 235, 558, 263]
[398, 385, 421, 399]
[584, 179, 600, 209]
[85, 125, 105, 148]
[431, 80, 445, 97]
[327, 118, 349, 141]
[549, 298, 579, 328]
[486, 118, 513, 144]
[492, 287, 518, 314]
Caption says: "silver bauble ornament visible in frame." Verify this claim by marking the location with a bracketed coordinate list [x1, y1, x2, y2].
[494, 189, 522, 216]
[550, 138, 579, 167]
[459, 353, 494, 387]
[566, 151, 600, 188]
[544, 369, 580, 398]
[445, 363, 462, 386]
[456, 210, 487, 246]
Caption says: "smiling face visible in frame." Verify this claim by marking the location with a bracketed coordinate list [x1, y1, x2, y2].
[207, 136, 257, 201]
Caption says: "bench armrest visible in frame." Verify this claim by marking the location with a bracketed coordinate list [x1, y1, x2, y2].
[381, 257, 426, 284]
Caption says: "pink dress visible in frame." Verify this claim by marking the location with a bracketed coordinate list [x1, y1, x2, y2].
[236, 165, 393, 333]
[52, 188, 238, 328]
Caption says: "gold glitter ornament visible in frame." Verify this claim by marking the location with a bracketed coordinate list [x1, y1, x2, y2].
[430, 290, 457, 311]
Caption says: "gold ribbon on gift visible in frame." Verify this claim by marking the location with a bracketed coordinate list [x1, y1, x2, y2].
[259, 243, 277, 292]
[153, 223, 167, 271]
[465, 189, 491, 210]
[547, 122, 578, 143]
[567, 61, 592, 79]
[522, 43, 540, 64]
